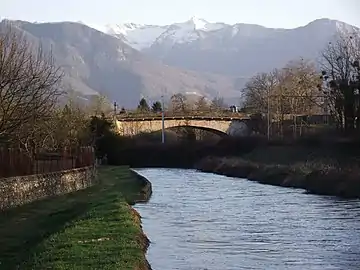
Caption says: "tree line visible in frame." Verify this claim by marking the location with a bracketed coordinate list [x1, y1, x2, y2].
[243, 30, 360, 134]
[135, 94, 227, 114]
[0, 25, 113, 156]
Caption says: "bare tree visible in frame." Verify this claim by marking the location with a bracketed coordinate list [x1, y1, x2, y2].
[273, 59, 322, 137]
[170, 93, 188, 114]
[210, 96, 226, 112]
[282, 59, 322, 115]
[244, 59, 322, 137]
[0, 26, 63, 146]
[195, 96, 209, 112]
[14, 97, 91, 153]
[320, 30, 360, 131]
[87, 94, 112, 116]
[244, 61, 320, 116]
[243, 70, 279, 113]
[56, 100, 91, 149]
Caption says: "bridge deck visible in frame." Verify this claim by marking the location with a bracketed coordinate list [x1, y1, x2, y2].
[116, 115, 251, 121]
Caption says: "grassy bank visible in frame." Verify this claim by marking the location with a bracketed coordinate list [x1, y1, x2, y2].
[0, 166, 152, 270]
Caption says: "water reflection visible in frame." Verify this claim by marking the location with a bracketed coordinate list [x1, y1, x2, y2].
[134, 168, 360, 270]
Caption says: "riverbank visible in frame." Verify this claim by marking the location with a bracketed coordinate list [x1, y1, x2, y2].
[0, 166, 152, 269]
[195, 144, 360, 198]
[128, 168, 360, 269]
[107, 137, 260, 168]
[106, 134, 360, 198]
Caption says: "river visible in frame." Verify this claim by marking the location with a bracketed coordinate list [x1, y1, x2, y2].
[133, 168, 360, 270]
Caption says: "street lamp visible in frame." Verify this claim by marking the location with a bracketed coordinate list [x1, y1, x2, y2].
[161, 95, 165, 144]
[113, 101, 117, 117]
[267, 90, 270, 140]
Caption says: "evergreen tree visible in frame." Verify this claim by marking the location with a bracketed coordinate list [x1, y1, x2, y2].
[152, 101, 162, 112]
[137, 98, 150, 112]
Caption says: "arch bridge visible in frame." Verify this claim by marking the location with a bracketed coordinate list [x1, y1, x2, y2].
[115, 115, 252, 137]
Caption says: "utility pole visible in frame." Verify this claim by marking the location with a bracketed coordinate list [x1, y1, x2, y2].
[161, 95, 165, 144]
[267, 92, 270, 140]
[113, 101, 117, 118]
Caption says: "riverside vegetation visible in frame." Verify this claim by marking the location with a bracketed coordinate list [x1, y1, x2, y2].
[103, 131, 360, 199]
[0, 166, 152, 270]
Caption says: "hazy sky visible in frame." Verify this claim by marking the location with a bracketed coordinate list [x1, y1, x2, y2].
[2, 0, 360, 28]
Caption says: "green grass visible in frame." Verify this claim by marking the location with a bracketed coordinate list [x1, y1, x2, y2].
[0, 166, 150, 270]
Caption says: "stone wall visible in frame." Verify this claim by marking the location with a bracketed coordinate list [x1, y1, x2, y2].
[0, 166, 97, 210]
[129, 169, 153, 203]
[115, 118, 251, 137]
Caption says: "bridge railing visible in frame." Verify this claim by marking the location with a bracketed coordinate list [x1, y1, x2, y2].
[114, 110, 333, 124]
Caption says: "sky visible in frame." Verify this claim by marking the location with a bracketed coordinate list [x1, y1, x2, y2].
[2, 0, 360, 28]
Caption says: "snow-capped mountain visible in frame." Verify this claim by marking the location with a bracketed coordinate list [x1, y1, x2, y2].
[102, 23, 168, 50]
[156, 17, 226, 44]
[97, 17, 227, 50]
[95, 17, 358, 52]
[93, 17, 359, 77]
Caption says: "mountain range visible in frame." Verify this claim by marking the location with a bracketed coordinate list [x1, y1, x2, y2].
[99, 17, 358, 77]
[1, 17, 358, 108]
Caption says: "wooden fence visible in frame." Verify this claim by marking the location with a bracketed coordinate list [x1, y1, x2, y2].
[0, 146, 95, 179]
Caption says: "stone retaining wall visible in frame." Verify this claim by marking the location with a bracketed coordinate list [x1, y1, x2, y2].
[129, 169, 153, 203]
[0, 166, 97, 210]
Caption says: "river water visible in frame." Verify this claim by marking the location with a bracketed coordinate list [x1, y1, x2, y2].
[133, 168, 360, 270]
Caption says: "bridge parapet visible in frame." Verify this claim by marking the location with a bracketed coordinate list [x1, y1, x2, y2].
[116, 115, 251, 122]
[114, 115, 252, 137]
[116, 110, 251, 119]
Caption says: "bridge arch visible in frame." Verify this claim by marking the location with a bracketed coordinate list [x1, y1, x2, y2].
[115, 117, 251, 137]
[165, 125, 228, 137]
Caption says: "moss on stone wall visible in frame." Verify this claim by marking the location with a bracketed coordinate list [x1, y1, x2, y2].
[0, 166, 97, 210]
